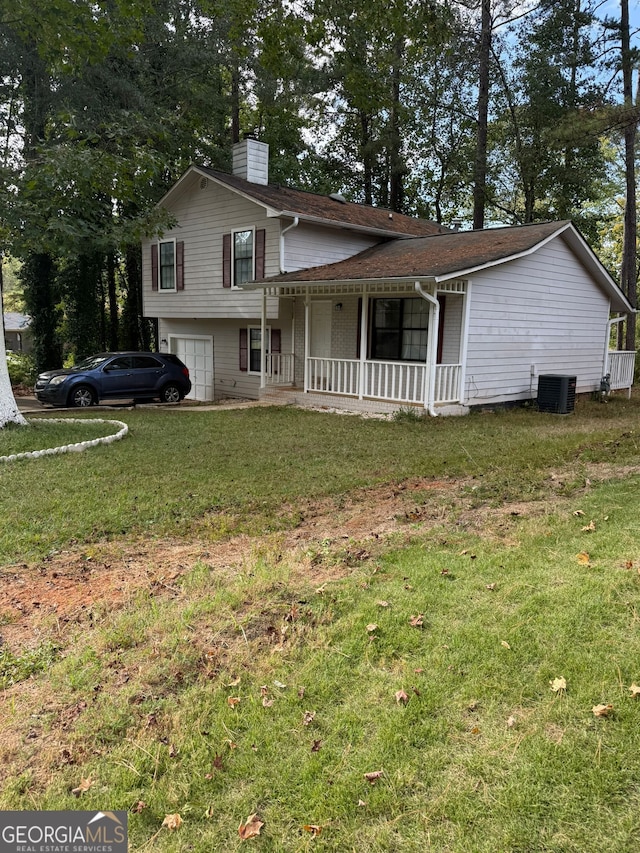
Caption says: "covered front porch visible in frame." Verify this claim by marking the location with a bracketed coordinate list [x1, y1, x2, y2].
[257, 278, 470, 414]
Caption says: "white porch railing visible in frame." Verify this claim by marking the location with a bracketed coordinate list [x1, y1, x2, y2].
[303, 357, 463, 405]
[307, 357, 360, 396]
[434, 365, 462, 403]
[607, 350, 636, 393]
[266, 352, 295, 385]
[365, 361, 426, 403]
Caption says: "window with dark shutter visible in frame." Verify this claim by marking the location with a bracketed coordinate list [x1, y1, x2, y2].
[176, 241, 185, 290]
[239, 327, 248, 371]
[223, 234, 231, 288]
[255, 229, 266, 279]
[151, 244, 159, 291]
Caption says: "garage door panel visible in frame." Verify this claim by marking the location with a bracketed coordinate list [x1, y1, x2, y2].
[169, 336, 214, 402]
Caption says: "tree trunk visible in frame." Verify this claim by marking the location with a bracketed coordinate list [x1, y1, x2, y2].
[473, 0, 491, 230]
[620, 0, 637, 350]
[0, 261, 27, 428]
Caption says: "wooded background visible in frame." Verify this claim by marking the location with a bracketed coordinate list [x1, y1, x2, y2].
[1, 0, 638, 370]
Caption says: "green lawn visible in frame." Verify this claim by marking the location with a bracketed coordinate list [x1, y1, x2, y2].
[1, 397, 640, 851]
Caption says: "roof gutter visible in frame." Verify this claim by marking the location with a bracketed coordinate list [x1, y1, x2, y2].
[414, 281, 440, 417]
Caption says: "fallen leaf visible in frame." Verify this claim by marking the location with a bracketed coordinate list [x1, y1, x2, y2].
[395, 689, 409, 705]
[440, 568, 450, 575]
[238, 814, 264, 840]
[581, 520, 596, 532]
[409, 614, 424, 627]
[486, 583, 497, 591]
[274, 680, 287, 689]
[303, 711, 316, 726]
[227, 676, 241, 687]
[629, 684, 640, 698]
[262, 697, 274, 708]
[376, 600, 390, 608]
[624, 560, 634, 570]
[71, 777, 93, 797]
[573, 510, 585, 517]
[550, 677, 567, 693]
[577, 551, 591, 565]
[311, 739, 322, 752]
[470, 726, 480, 734]
[592, 703, 614, 717]
[132, 801, 147, 813]
[168, 743, 178, 758]
[507, 715, 517, 728]
[298, 687, 306, 699]
[162, 814, 183, 831]
[357, 799, 367, 807]
[303, 825, 322, 836]
[366, 623, 378, 633]
[500, 640, 511, 650]
[364, 770, 384, 784]
[227, 696, 241, 708]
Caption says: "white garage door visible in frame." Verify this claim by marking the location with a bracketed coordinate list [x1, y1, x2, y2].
[169, 336, 214, 402]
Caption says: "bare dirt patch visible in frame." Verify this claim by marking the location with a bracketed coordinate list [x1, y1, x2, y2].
[3, 463, 636, 655]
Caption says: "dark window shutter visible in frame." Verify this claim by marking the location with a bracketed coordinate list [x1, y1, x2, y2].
[223, 233, 231, 288]
[255, 229, 266, 279]
[151, 244, 159, 291]
[271, 328, 281, 353]
[356, 297, 362, 358]
[239, 327, 248, 371]
[176, 241, 185, 290]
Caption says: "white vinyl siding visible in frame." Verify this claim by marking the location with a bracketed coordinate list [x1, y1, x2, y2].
[143, 173, 280, 320]
[440, 294, 463, 364]
[463, 239, 610, 405]
[283, 222, 380, 272]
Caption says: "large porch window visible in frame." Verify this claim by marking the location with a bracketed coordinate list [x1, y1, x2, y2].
[371, 297, 428, 361]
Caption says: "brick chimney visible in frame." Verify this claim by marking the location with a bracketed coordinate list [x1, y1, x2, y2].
[232, 138, 269, 185]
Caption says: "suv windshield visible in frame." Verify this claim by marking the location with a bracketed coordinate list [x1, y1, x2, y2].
[73, 355, 111, 371]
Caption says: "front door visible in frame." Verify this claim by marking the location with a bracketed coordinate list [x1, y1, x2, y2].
[310, 301, 332, 389]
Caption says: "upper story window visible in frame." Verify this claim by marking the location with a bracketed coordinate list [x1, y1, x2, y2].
[151, 239, 184, 292]
[223, 228, 265, 289]
[159, 240, 176, 290]
[233, 229, 254, 286]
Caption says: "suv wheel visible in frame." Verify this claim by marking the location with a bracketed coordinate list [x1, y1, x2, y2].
[69, 385, 97, 407]
[161, 383, 181, 404]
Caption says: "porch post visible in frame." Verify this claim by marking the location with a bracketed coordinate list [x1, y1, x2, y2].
[359, 286, 368, 400]
[304, 293, 310, 393]
[260, 288, 267, 389]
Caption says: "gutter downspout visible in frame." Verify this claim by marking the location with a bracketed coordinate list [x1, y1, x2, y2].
[280, 217, 299, 385]
[415, 281, 439, 417]
[280, 216, 299, 274]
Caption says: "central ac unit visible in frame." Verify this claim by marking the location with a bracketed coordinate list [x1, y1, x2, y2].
[537, 374, 577, 414]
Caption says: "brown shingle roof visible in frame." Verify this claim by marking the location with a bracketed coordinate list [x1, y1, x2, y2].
[197, 166, 449, 237]
[266, 220, 574, 283]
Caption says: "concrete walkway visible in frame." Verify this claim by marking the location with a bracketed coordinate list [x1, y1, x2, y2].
[14, 394, 283, 415]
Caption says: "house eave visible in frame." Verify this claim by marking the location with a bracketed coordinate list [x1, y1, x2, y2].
[240, 275, 439, 297]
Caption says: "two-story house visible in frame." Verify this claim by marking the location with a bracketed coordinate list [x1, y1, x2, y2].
[142, 139, 634, 413]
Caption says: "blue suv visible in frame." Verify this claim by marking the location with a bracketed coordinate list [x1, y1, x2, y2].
[35, 352, 192, 407]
